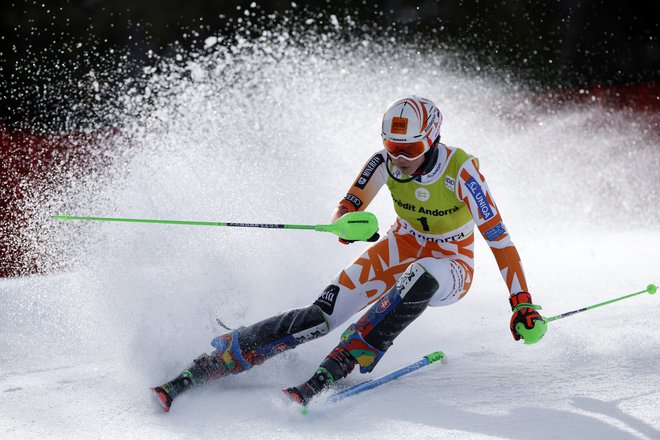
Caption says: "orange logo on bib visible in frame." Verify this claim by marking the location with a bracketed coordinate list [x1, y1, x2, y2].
[390, 117, 408, 134]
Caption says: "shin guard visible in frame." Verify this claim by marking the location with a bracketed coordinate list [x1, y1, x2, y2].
[284, 263, 439, 405]
[187, 304, 330, 382]
[227, 304, 329, 365]
[342, 262, 439, 373]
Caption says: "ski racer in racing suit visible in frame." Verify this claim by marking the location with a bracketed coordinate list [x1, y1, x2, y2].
[152, 96, 546, 411]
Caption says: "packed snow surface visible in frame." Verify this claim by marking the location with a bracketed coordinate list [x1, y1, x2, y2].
[2, 24, 659, 439]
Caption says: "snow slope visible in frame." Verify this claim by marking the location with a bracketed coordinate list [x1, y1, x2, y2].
[2, 231, 659, 440]
[1, 26, 659, 440]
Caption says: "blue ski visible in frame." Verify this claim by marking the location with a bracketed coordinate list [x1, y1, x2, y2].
[330, 350, 446, 403]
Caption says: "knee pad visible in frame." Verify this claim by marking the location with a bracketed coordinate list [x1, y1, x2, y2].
[421, 258, 472, 307]
[351, 262, 439, 371]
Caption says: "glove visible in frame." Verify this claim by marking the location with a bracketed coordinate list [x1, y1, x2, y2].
[339, 232, 380, 245]
[509, 291, 546, 344]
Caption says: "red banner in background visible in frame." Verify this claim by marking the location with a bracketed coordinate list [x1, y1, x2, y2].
[534, 83, 660, 132]
[0, 126, 95, 277]
[532, 83, 660, 142]
[573, 83, 660, 111]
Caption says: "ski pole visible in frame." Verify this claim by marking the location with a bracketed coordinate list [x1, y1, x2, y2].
[330, 350, 447, 403]
[544, 283, 657, 323]
[515, 284, 657, 343]
[299, 350, 446, 415]
[52, 211, 379, 242]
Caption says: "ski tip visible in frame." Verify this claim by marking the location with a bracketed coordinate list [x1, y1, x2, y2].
[150, 387, 172, 413]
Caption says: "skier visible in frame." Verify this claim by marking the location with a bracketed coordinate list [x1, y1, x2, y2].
[152, 96, 546, 411]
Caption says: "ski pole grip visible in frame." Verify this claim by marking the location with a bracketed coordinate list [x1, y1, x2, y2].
[515, 320, 548, 345]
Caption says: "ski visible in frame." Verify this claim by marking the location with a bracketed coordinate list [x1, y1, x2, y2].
[297, 350, 446, 414]
[330, 350, 447, 403]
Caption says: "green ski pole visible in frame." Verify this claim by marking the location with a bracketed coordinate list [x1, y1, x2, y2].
[299, 351, 447, 415]
[544, 284, 657, 323]
[52, 211, 379, 242]
[515, 284, 657, 344]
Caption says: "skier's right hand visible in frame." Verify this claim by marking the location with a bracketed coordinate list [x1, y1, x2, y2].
[339, 232, 380, 245]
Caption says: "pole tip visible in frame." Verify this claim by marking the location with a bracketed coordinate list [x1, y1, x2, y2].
[647, 284, 658, 295]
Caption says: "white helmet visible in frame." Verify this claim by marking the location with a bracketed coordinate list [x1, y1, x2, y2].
[381, 96, 442, 160]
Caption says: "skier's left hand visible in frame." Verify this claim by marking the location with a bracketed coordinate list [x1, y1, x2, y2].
[509, 291, 545, 343]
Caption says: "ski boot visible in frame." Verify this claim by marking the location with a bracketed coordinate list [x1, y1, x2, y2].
[152, 304, 331, 411]
[151, 370, 195, 412]
[283, 345, 357, 405]
[152, 330, 251, 412]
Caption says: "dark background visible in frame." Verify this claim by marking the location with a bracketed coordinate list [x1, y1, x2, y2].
[1, 0, 658, 131]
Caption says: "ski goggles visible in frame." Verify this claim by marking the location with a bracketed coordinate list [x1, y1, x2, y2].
[383, 139, 429, 161]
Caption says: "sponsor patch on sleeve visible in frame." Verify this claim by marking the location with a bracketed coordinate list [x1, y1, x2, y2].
[343, 194, 363, 210]
[484, 222, 506, 241]
[465, 176, 494, 220]
[355, 154, 384, 189]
